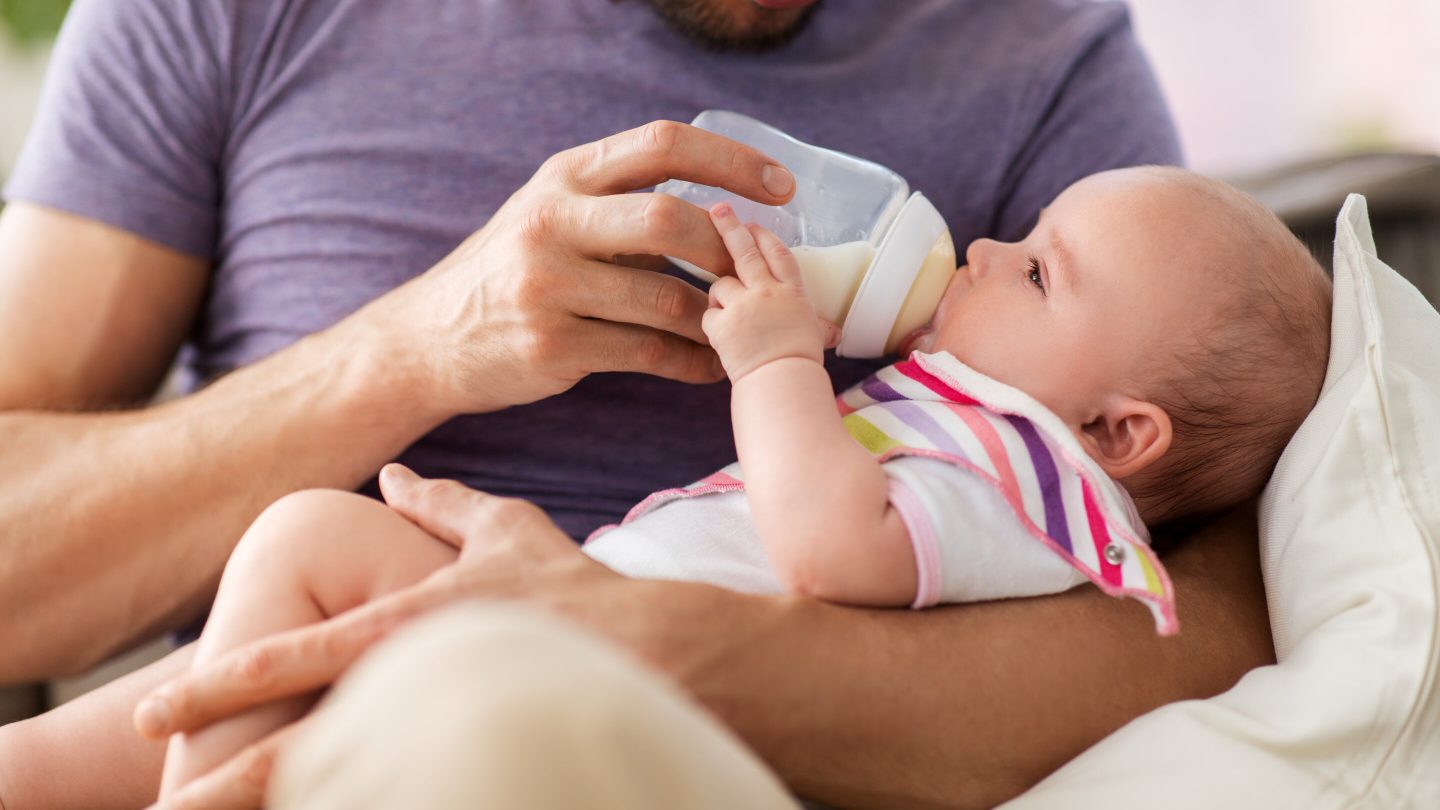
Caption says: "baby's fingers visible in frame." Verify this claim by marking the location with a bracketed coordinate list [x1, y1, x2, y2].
[749, 223, 804, 287]
[709, 203, 772, 286]
[708, 275, 743, 309]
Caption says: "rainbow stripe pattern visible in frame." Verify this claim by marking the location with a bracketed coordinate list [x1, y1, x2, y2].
[605, 350, 1178, 635]
[838, 352, 1176, 634]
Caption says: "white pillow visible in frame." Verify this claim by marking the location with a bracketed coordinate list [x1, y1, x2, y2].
[1002, 194, 1440, 809]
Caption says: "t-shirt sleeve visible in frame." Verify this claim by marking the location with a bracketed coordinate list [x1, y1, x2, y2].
[884, 455, 1086, 608]
[2, 0, 227, 258]
[989, 7, 1182, 242]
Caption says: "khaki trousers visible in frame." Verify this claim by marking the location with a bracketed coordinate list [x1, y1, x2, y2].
[271, 603, 804, 810]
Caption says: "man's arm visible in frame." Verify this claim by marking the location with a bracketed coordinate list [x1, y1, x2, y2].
[664, 504, 1272, 808]
[136, 478, 1271, 810]
[0, 203, 447, 680]
[0, 122, 797, 683]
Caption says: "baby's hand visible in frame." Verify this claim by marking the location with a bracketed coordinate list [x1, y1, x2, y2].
[702, 204, 839, 383]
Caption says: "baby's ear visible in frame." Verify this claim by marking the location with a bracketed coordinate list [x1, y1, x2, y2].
[1078, 397, 1172, 481]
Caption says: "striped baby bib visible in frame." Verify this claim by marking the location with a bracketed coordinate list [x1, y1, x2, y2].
[605, 350, 1178, 636]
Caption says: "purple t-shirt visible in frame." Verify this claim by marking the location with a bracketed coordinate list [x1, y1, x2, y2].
[5, 0, 1179, 539]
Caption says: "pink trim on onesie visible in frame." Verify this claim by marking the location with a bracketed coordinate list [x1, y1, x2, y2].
[885, 478, 943, 609]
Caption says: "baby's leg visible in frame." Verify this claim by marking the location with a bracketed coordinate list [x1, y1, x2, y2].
[159, 489, 458, 797]
[0, 645, 192, 810]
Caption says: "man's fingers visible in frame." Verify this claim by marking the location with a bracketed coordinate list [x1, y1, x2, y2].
[574, 321, 724, 383]
[710, 204, 772, 286]
[549, 120, 794, 203]
[569, 193, 735, 278]
[152, 721, 305, 810]
[380, 471, 582, 573]
[562, 260, 710, 346]
[376, 466, 466, 551]
[379, 470, 515, 549]
[134, 601, 419, 738]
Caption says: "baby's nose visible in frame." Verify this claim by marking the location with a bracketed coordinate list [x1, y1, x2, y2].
[964, 238, 996, 280]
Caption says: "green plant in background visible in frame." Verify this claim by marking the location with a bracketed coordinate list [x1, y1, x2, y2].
[0, 0, 71, 48]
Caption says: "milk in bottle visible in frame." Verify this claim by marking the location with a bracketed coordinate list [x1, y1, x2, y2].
[656, 111, 956, 358]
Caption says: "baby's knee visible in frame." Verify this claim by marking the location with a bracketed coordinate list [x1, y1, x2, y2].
[232, 489, 385, 570]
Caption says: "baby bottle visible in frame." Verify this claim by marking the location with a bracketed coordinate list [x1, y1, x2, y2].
[656, 110, 955, 358]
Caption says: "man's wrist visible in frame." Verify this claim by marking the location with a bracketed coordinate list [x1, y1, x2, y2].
[311, 311, 457, 435]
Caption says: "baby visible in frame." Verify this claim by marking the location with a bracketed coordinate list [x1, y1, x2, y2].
[0, 166, 1333, 805]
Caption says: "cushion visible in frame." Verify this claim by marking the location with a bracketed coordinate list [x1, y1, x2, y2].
[1002, 194, 1440, 808]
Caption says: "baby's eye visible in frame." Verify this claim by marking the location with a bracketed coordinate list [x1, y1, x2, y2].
[1026, 256, 1046, 294]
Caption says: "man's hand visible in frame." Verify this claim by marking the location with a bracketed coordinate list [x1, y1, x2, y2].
[133, 466, 616, 808]
[141, 720, 311, 810]
[369, 121, 800, 416]
[701, 203, 838, 383]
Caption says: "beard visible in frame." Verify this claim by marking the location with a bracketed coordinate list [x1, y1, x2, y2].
[642, 0, 821, 52]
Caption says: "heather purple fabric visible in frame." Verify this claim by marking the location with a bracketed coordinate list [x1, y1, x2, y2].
[4, 0, 1180, 539]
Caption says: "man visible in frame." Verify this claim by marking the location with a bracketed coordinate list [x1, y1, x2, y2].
[0, 0, 1273, 806]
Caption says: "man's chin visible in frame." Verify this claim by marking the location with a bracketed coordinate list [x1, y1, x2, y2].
[643, 0, 821, 52]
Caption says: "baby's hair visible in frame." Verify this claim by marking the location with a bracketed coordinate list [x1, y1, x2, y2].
[1129, 168, 1333, 524]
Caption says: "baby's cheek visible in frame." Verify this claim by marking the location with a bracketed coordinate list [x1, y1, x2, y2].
[934, 323, 1035, 387]
[930, 315, 989, 362]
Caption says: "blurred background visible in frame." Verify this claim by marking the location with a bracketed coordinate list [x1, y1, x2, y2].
[3, 0, 1440, 180]
[0, 0, 67, 175]
[1132, 0, 1440, 176]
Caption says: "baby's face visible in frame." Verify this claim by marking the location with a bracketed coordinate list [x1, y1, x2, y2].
[904, 169, 1225, 428]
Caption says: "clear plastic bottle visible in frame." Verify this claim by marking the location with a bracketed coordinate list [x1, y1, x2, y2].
[656, 110, 955, 358]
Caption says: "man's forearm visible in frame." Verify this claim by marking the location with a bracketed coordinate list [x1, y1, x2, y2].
[0, 316, 448, 682]
[641, 502, 1274, 809]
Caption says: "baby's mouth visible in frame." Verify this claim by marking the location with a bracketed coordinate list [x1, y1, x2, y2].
[897, 266, 964, 356]
[897, 325, 934, 357]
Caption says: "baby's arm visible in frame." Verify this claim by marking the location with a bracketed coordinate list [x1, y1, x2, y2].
[702, 205, 916, 607]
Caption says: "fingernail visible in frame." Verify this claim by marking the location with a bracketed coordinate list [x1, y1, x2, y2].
[135, 695, 170, 736]
[710, 202, 733, 220]
[762, 164, 794, 197]
[381, 463, 418, 487]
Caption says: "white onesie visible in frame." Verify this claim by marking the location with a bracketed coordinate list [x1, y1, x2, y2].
[584, 351, 1179, 634]
[584, 457, 1086, 604]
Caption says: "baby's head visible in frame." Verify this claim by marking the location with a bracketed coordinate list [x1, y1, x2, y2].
[906, 166, 1332, 526]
